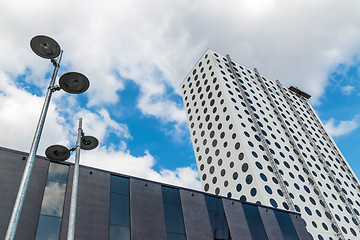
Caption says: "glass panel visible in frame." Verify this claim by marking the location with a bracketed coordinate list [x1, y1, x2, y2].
[110, 175, 129, 195]
[205, 195, 231, 240]
[205, 195, 225, 213]
[162, 186, 181, 205]
[35, 215, 61, 240]
[163, 203, 185, 234]
[110, 193, 130, 227]
[110, 224, 130, 240]
[40, 181, 66, 217]
[161, 186, 186, 239]
[167, 232, 187, 240]
[47, 163, 68, 183]
[242, 204, 268, 240]
[274, 211, 299, 240]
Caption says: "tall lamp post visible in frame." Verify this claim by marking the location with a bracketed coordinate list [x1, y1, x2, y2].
[45, 118, 98, 240]
[5, 36, 90, 240]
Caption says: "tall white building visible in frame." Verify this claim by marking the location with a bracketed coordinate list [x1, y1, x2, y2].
[181, 49, 360, 240]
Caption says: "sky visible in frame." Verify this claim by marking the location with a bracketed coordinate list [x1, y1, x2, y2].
[0, 0, 359, 191]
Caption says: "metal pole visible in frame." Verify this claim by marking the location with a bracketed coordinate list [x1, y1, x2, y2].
[68, 118, 82, 240]
[5, 50, 63, 240]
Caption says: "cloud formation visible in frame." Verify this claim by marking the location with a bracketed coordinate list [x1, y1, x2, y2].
[324, 115, 360, 137]
[80, 146, 201, 190]
[1, 0, 360, 118]
[341, 85, 355, 95]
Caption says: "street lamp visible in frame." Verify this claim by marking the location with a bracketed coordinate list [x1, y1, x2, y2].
[45, 118, 98, 240]
[5, 35, 90, 240]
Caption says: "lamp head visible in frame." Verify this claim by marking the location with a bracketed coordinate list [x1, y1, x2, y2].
[81, 136, 99, 150]
[59, 72, 90, 94]
[30, 35, 61, 59]
[45, 145, 70, 162]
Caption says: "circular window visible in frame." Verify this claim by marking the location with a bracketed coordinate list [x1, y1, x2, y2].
[250, 188, 257, 196]
[246, 175, 253, 184]
[265, 185, 272, 194]
[236, 184, 242, 192]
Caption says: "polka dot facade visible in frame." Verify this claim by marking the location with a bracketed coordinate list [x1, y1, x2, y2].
[181, 49, 360, 240]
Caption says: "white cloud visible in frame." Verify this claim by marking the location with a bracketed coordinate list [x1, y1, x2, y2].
[0, 71, 70, 154]
[79, 146, 201, 190]
[1, 0, 360, 120]
[324, 115, 360, 137]
[0, 71, 200, 189]
[341, 85, 355, 95]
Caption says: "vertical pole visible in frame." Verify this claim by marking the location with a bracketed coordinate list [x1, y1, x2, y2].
[5, 51, 63, 240]
[68, 118, 82, 240]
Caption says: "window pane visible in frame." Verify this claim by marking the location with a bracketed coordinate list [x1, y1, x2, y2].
[110, 193, 130, 226]
[242, 204, 268, 240]
[161, 186, 186, 239]
[40, 181, 66, 217]
[163, 203, 185, 234]
[35, 215, 61, 240]
[110, 175, 129, 195]
[162, 186, 181, 205]
[47, 163, 68, 183]
[167, 232, 187, 240]
[274, 211, 299, 240]
[205, 195, 230, 240]
[110, 224, 130, 240]
[205, 195, 225, 213]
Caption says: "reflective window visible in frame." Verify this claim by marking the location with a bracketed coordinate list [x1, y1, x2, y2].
[242, 204, 268, 240]
[35, 162, 69, 240]
[205, 195, 231, 240]
[162, 186, 186, 240]
[110, 175, 130, 240]
[274, 211, 299, 240]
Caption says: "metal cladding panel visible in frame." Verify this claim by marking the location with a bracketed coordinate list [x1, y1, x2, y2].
[258, 207, 284, 240]
[130, 178, 166, 240]
[0, 150, 27, 239]
[0, 149, 49, 240]
[59, 165, 73, 240]
[75, 167, 110, 240]
[179, 189, 213, 240]
[290, 214, 313, 240]
[16, 157, 49, 240]
[222, 199, 252, 240]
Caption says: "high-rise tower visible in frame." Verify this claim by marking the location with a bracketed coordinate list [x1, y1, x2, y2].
[181, 49, 360, 240]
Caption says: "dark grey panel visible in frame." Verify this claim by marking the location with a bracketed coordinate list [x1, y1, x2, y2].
[179, 189, 213, 240]
[130, 178, 166, 240]
[258, 207, 284, 240]
[75, 167, 110, 240]
[59, 165, 73, 240]
[289, 214, 313, 240]
[0, 149, 49, 240]
[222, 199, 252, 240]
[0, 150, 27, 239]
[17, 157, 49, 240]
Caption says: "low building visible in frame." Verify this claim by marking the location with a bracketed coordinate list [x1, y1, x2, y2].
[0, 146, 310, 240]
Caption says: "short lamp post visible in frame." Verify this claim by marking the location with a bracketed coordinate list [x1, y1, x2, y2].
[5, 36, 90, 240]
[45, 118, 98, 240]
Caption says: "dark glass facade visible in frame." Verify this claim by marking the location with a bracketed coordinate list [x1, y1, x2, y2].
[162, 186, 186, 240]
[205, 195, 231, 240]
[109, 175, 130, 240]
[35, 162, 69, 240]
[242, 203, 268, 240]
[274, 210, 299, 240]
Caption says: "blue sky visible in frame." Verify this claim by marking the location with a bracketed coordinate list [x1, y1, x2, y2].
[316, 57, 360, 177]
[0, 0, 359, 190]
